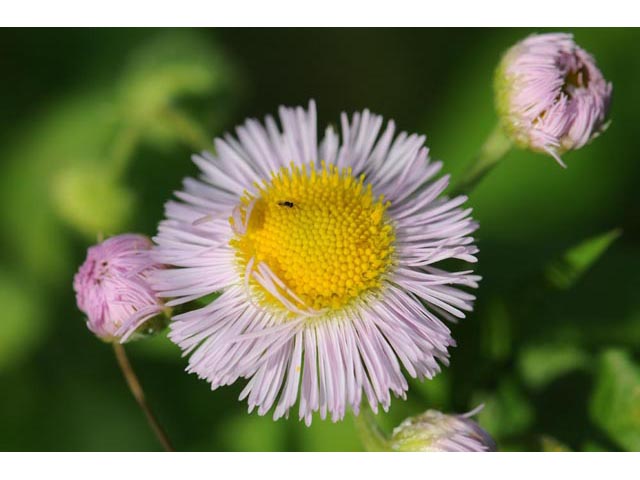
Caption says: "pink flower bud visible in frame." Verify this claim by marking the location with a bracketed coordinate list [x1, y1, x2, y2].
[74, 234, 165, 342]
[495, 33, 612, 166]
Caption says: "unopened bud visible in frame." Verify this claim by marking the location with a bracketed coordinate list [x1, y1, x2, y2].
[390, 408, 496, 452]
[495, 33, 612, 166]
[74, 234, 166, 342]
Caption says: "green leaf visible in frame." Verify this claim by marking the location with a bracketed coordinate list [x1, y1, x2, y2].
[118, 32, 237, 150]
[590, 349, 640, 451]
[0, 32, 237, 280]
[526, 247, 640, 347]
[120, 33, 230, 116]
[0, 93, 120, 281]
[546, 229, 621, 289]
[51, 164, 135, 238]
[518, 344, 590, 390]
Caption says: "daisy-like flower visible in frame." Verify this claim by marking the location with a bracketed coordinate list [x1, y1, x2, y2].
[495, 32, 612, 166]
[74, 234, 166, 342]
[153, 101, 479, 424]
[390, 407, 496, 452]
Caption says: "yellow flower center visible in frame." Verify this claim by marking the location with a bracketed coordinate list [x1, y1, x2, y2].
[229, 162, 395, 316]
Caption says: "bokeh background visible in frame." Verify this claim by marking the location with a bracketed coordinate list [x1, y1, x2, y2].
[1, 28, 639, 452]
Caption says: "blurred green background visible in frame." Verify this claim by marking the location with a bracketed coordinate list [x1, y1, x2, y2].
[0, 28, 639, 452]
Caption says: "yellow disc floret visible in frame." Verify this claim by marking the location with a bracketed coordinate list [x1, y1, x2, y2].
[229, 162, 395, 316]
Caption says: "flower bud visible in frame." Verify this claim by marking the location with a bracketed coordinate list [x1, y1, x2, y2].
[495, 33, 612, 166]
[74, 234, 166, 342]
[390, 408, 497, 452]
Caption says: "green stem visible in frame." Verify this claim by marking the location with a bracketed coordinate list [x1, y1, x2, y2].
[450, 125, 512, 196]
[113, 343, 175, 452]
[354, 407, 391, 452]
[161, 107, 212, 153]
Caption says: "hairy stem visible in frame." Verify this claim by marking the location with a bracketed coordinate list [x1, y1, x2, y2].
[450, 125, 512, 196]
[112, 343, 175, 452]
[354, 407, 391, 452]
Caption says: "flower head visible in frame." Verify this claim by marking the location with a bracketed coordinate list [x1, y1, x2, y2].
[391, 407, 496, 452]
[495, 33, 612, 166]
[74, 234, 166, 342]
[154, 101, 479, 424]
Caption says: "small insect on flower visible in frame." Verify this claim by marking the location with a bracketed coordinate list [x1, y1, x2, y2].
[390, 407, 497, 452]
[153, 101, 480, 425]
[73, 234, 166, 342]
[495, 32, 612, 166]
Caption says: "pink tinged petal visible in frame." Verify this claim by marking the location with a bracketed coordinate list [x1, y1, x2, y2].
[391, 408, 496, 452]
[315, 324, 331, 420]
[73, 234, 165, 342]
[325, 322, 348, 420]
[152, 101, 480, 424]
[192, 153, 247, 196]
[497, 32, 612, 163]
[273, 331, 303, 420]
[299, 327, 320, 425]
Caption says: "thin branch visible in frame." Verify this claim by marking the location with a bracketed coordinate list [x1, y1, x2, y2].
[112, 343, 175, 452]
